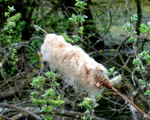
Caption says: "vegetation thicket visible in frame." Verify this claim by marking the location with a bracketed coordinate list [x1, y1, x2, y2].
[0, 0, 150, 120]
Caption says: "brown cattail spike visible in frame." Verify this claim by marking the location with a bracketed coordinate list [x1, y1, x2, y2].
[93, 69, 112, 89]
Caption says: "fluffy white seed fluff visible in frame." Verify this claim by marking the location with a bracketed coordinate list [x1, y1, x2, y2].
[41, 34, 112, 96]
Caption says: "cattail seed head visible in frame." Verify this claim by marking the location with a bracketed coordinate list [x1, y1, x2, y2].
[41, 34, 112, 97]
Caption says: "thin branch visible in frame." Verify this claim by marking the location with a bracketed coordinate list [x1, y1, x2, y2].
[0, 115, 13, 120]
[53, 108, 107, 120]
[112, 87, 150, 120]
[0, 103, 42, 120]
[0, 82, 26, 99]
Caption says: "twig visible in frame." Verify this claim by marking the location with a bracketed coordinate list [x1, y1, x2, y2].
[0, 82, 26, 99]
[112, 87, 150, 120]
[53, 108, 107, 120]
[0, 115, 13, 120]
[0, 103, 42, 120]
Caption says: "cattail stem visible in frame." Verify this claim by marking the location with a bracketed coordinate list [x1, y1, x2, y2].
[112, 87, 150, 120]
[33, 25, 48, 35]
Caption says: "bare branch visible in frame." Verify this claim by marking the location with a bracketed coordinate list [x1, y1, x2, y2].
[0, 103, 42, 120]
[53, 108, 107, 120]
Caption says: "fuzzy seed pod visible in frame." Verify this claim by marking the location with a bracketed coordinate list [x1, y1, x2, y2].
[41, 34, 112, 96]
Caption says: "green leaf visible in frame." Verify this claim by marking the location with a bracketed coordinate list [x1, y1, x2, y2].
[32, 99, 46, 105]
[4, 12, 9, 17]
[62, 33, 74, 43]
[30, 76, 45, 88]
[69, 14, 78, 24]
[53, 82, 60, 87]
[45, 71, 56, 79]
[83, 15, 88, 19]
[130, 14, 138, 22]
[8, 6, 15, 12]
[9, 13, 21, 21]
[78, 26, 84, 34]
[41, 106, 53, 113]
[133, 58, 142, 66]
[128, 37, 137, 43]
[138, 79, 146, 85]
[72, 35, 80, 42]
[79, 98, 93, 111]
[7, 21, 16, 28]
[139, 23, 148, 33]
[139, 50, 149, 57]
[42, 115, 52, 120]
[109, 67, 115, 74]
[30, 91, 38, 96]
[75, 1, 87, 8]
[47, 99, 65, 106]
[122, 24, 131, 32]
[42, 89, 55, 98]
[144, 90, 150, 97]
